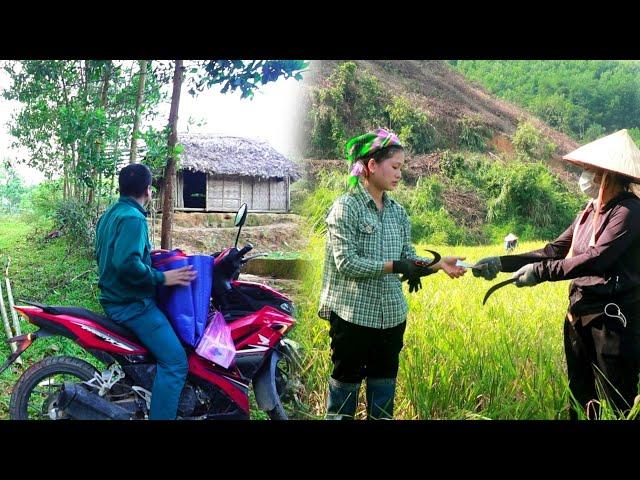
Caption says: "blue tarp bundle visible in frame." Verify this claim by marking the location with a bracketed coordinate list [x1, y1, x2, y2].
[187, 255, 213, 341]
[151, 250, 213, 347]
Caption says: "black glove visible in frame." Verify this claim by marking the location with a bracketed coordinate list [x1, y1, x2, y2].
[393, 259, 433, 278]
[401, 275, 422, 293]
[472, 256, 502, 280]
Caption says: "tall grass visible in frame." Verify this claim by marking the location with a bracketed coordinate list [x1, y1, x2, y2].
[292, 235, 637, 420]
[0, 215, 103, 417]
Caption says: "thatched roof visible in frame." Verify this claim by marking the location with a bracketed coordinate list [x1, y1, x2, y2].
[178, 134, 299, 180]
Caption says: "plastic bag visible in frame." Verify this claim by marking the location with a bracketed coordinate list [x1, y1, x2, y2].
[195, 310, 236, 368]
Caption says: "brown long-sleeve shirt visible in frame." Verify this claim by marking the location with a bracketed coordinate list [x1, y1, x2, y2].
[500, 192, 640, 317]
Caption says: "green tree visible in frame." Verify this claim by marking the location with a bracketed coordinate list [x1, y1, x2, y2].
[453, 60, 640, 142]
[629, 127, 640, 146]
[0, 161, 28, 214]
[512, 121, 556, 161]
[129, 60, 148, 164]
[386, 96, 436, 154]
[2, 60, 166, 204]
[307, 62, 386, 158]
[458, 115, 491, 152]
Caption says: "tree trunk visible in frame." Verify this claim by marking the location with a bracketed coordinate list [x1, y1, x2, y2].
[87, 183, 94, 205]
[94, 61, 112, 211]
[59, 65, 72, 203]
[81, 61, 90, 204]
[71, 143, 77, 199]
[160, 60, 184, 250]
[111, 122, 122, 197]
[96, 172, 102, 217]
[87, 62, 110, 207]
[129, 60, 148, 164]
[62, 148, 69, 201]
[111, 116, 123, 197]
[110, 162, 117, 197]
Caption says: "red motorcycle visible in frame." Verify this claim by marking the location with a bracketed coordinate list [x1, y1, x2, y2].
[1, 204, 301, 420]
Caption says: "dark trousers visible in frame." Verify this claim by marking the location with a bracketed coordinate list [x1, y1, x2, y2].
[564, 314, 640, 419]
[328, 312, 406, 384]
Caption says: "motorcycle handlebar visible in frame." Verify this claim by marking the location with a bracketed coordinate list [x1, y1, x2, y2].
[237, 244, 253, 257]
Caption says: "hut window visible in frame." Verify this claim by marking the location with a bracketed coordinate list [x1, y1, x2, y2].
[183, 170, 206, 209]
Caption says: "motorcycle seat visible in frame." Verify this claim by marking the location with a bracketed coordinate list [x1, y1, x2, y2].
[51, 306, 139, 343]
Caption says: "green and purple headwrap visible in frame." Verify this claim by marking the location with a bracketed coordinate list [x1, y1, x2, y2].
[345, 128, 403, 187]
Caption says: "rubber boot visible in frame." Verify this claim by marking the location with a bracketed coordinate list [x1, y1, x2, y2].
[326, 377, 361, 420]
[366, 377, 396, 420]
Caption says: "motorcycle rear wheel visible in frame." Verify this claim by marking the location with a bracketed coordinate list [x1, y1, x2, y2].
[9, 356, 98, 420]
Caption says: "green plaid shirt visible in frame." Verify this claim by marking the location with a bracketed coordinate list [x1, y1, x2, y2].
[318, 183, 430, 329]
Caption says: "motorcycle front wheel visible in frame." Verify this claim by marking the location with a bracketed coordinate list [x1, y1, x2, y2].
[267, 344, 303, 420]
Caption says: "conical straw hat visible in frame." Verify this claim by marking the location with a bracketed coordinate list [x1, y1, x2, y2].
[563, 129, 640, 182]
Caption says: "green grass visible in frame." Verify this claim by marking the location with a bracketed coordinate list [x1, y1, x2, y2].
[0, 215, 103, 418]
[291, 234, 636, 420]
[264, 251, 305, 260]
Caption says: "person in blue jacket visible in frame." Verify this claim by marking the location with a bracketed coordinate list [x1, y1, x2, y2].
[95, 164, 196, 420]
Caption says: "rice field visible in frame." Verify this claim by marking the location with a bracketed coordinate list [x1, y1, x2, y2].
[291, 234, 640, 420]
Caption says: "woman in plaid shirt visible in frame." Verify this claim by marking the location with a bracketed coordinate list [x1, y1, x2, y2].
[319, 128, 467, 419]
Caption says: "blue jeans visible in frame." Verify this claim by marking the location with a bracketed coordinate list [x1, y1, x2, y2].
[103, 298, 188, 420]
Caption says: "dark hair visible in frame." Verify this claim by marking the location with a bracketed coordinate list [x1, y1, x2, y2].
[356, 144, 404, 165]
[617, 174, 634, 191]
[118, 164, 152, 197]
[603, 172, 634, 192]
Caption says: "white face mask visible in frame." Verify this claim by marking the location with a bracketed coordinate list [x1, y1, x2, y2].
[579, 170, 600, 199]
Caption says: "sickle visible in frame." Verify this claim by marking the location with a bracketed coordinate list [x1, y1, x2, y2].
[482, 278, 518, 306]
[414, 250, 441, 269]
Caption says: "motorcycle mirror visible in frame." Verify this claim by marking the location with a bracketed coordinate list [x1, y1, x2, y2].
[234, 204, 248, 228]
[234, 203, 248, 248]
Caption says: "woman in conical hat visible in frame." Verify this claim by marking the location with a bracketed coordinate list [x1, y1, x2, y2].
[474, 129, 640, 419]
[318, 128, 467, 419]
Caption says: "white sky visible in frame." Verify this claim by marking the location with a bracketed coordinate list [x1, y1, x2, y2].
[0, 61, 309, 186]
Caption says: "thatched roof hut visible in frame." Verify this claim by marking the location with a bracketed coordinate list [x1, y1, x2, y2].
[180, 134, 299, 179]
[158, 134, 299, 213]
